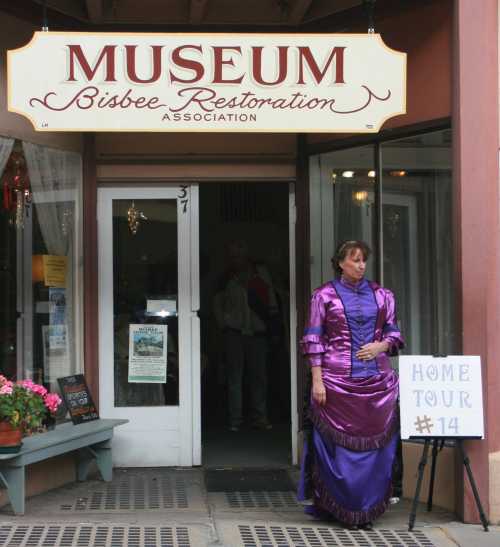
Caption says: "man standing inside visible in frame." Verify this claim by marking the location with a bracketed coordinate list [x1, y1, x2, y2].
[214, 241, 279, 432]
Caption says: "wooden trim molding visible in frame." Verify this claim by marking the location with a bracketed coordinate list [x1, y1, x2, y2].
[82, 134, 99, 409]
[295, 134, 311, 431]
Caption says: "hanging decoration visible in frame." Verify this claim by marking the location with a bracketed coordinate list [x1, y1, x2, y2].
[127, 201, 147, 235]
[1, 151, 31, 230]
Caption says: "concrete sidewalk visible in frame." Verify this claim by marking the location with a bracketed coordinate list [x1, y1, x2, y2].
[0, 468, 497, 547]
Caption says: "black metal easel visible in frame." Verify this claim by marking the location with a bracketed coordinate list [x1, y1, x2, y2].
[408, 436, 489, 532]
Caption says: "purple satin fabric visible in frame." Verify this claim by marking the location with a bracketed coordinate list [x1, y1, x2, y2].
[300, 278, 403, 450]
[298, 429, 398, 524]
[301, 278, 404, 372]
[298, 278, 403, 523]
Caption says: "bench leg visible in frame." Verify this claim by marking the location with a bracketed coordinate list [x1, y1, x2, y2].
[77, 442, 113, 482]
[94, 444, 113, 482]
[0, 467, 25, 515]
[76, 448, 93, 482]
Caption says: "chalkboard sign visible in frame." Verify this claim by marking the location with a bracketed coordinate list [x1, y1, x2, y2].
[399, 355, 484, 439]
[57, 374, 99, 424]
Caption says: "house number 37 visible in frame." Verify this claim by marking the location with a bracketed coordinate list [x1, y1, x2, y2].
[178, 185, 189, 213]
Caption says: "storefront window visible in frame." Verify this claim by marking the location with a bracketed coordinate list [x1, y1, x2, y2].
[309, 145, 376, 289]
[381, 130, 455, 354]
[112, 198, 179, 406]
[309, 128, 456, 355]
[0, 138, 83, 393]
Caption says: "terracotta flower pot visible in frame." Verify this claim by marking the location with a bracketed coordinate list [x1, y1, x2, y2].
[0, 421, 23, 453]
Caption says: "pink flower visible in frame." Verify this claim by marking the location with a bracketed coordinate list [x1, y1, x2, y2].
[0, 384, 13, 395]
[0, 375, 6, 384]
[31, 384, 48, 397]
[44, 393, 62, 414]
[19, 379, 47, 397]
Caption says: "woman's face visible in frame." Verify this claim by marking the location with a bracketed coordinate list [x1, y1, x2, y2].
[339, 248, 367, 282]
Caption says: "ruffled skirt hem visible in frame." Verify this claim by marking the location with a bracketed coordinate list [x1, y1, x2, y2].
[312, 467, 392, 525]
[309, 408, 399, 451]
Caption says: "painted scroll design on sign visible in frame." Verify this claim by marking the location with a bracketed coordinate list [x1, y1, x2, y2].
[28, 83, 391, 117]
[8, 33, 406, 133]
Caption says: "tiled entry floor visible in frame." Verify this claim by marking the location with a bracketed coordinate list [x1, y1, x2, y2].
[0, 468, 484, 547]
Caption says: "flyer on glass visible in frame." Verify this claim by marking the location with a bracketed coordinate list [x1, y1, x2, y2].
[128, 324, 168, 383]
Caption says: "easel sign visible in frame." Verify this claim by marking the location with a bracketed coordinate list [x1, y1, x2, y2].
[399, 355, 489, 532]
[399, 355, 484, 439]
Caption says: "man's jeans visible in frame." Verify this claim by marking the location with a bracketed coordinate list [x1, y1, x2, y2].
[224, 330, 268, 427]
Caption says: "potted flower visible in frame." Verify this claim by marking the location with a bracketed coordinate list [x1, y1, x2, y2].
[0, 375, 62, 453]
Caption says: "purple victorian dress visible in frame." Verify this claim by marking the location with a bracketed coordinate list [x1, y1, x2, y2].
[297, 277, 403, 525]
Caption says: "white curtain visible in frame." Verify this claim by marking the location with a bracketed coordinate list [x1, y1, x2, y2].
[23, 142, 82, 381]
[0, 136, 14, 177]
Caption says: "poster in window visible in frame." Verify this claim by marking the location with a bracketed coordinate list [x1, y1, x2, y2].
[128, 324, 167, 383]
[42, 255, 67, 287]
[49, 287, 66, 325]
[42, 324, 70, 382]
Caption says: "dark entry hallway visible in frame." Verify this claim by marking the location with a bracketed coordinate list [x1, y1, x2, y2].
[198, 183, 292, 467]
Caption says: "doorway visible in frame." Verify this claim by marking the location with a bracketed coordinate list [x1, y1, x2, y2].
[198, 182, 295, 467]
[98, 185, 200, 467]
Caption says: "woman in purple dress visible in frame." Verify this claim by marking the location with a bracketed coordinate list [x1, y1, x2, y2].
[298, 240, 403, 530]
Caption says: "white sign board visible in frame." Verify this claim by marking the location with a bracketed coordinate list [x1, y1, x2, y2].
[128, 324, 167, 383]
[8, 32, 406, 133]
[399, 355, 484, 439]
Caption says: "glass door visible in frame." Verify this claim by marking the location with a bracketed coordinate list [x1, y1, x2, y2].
[98, 186, 200, 466]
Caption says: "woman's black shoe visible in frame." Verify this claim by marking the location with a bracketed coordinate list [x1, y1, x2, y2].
[360, 522, 373, 530]
[342, 523, 358, 530]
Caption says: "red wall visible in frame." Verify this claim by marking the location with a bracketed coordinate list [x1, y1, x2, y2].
[308, 0, 452, 144]
[453, 0, 499, 523]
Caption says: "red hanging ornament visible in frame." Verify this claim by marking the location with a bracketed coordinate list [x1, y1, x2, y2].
[2, 176, 11, 210]
[1, 152, 31, 226]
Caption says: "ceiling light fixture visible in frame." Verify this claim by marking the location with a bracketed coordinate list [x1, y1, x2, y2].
[342, 170, 355, 178]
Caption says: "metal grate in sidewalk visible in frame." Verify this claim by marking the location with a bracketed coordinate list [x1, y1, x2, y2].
[237, 525, 435, 547]
[59, 470, 189, 512]
[0, 524, 191, 547]
[226, 491, 300, 509]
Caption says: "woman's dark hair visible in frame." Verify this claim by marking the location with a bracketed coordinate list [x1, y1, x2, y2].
[331, 240, 372, 277]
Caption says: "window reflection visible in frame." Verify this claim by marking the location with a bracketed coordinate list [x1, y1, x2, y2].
[309, 145, 376, 286]
[381, 129, 455, 354]
[309, 129, 456, 356]
[112, 199, 179, 407]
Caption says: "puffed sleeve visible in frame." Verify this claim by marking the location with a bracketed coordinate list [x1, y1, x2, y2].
[382, 290, 404, 356]
[300, 290, 327, 367]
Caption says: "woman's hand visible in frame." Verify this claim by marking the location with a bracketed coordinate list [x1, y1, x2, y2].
[356, 341, 389, 361]
[312, 379, 327, 406]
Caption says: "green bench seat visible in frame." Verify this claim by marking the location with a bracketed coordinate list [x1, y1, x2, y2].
[0, 418, 127, 515]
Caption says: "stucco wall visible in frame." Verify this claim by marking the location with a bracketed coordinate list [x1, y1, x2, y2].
[403, 442, 456, 513]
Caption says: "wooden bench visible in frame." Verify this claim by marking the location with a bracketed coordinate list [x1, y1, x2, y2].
[0, 418, 127, 515]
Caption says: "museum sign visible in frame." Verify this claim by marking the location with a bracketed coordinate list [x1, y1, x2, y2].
[8, 32, 406, 133]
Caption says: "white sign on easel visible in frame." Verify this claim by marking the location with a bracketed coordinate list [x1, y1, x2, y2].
[399, 355, 484, 439]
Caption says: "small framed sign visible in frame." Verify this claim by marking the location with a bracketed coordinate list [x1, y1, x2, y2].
[57, 374, 99, 424]
[399, 355, 484, 439]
